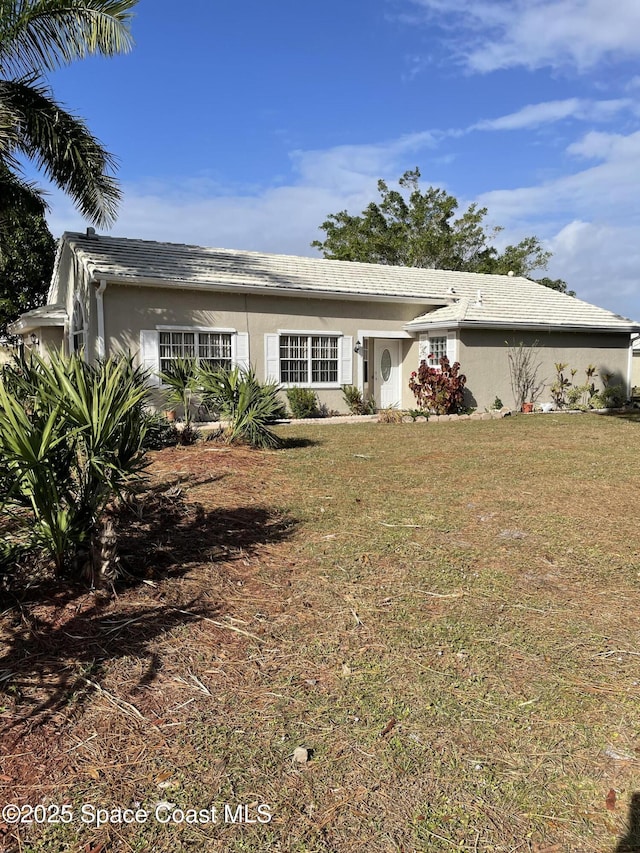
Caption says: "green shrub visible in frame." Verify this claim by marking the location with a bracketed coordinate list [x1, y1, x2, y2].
[0, 351, 150, 583]
[592, 384, 625, 409]
[141, 410, 179, 449]
[286, 387, 319, 419]
[341, 385, 375, 415]
[199, 365, 283, 449]
[406, 408, 428, 421]
[159, 356, 199, 426]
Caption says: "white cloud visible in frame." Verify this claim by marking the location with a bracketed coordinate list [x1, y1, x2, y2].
[478, 130, 640, 222]
[44, 123, 640, 321]
[566, 129, 640, 160]
[46, 132, 442, 254]
[474, 128, 640, 317]
[549, 221, 640, 311]
[407, 0, 640, 72]
[473, 98, 632, 131]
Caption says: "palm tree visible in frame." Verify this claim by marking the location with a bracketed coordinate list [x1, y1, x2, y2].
[0, 1, 137, 228]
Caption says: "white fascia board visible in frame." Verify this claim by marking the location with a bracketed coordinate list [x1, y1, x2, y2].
[156, 325, 238, 333]
[278, 329, 343, 336]
[404, 320, 460, 332]
[358, 329, 413, 339]
[8, 312, 67, 334]
[90, 274, 449, 306]
[405, 319, 638, 334]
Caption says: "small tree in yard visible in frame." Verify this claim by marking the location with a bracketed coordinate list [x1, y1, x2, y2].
[506, 341, 544, 410]
[409, 356, 466, 415]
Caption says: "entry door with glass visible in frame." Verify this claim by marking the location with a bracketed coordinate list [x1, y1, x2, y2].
[373, 339, 401, 409]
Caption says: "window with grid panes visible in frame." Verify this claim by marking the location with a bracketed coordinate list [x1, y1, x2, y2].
[426, 335, 447, 367]
[159, 330, 232, 374]
[280, 334, 339, 384]
[198, 332, 232, 369]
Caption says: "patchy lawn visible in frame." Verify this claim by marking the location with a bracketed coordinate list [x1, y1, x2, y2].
[1, 414, 640, 852]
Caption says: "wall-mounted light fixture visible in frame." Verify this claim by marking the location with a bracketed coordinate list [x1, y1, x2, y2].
[29, 332, 39, 347]
[354, 339, 362, 354]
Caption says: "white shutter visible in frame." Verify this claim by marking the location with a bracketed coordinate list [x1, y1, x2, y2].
[140, 330, 160, 387]
[418, 334, 429, 363]
[233, 333, 250, 371]
[446, 331, 457, 365]
[340, 336, 353, 385]
[264, 334, 280, 383]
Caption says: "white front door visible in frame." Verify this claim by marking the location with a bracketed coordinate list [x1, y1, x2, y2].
[374, 339, 401, 409]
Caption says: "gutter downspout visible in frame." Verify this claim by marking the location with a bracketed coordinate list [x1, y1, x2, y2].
[95, 280, 107, 359]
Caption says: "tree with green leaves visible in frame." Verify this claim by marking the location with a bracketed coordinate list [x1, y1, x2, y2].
[534, 276, 575, 297]
[0, 0, 137, 228]
[0, 163, 55, 335]
[312, 168, 572, 292]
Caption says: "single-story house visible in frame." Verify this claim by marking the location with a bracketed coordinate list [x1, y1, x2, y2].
[8, 230, 639, 413]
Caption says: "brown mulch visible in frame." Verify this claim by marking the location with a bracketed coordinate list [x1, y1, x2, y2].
[0, 444, 295, 824]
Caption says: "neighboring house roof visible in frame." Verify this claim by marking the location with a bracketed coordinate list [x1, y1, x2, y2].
[52, 232, 637, 333]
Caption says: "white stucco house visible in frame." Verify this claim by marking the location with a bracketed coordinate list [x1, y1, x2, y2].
[9, 231, 639, 412]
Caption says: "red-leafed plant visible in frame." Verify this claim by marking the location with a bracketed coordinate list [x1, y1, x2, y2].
[409, 355, 467, 415]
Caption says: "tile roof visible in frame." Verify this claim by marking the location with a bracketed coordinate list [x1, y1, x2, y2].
[8, 303, 67, 333]
[406, 277, 637, 331]
[62, 232, 636, 332]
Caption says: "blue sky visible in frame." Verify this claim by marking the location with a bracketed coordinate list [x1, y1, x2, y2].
[36, 0, 640, 319]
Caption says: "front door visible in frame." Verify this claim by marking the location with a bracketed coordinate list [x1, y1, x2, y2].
[374, 339, 401, 409]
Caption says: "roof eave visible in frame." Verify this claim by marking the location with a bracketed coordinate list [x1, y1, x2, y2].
[8, 306, 68, 335]
[90, 273, 450, 305]
[404, 318, 639, 334]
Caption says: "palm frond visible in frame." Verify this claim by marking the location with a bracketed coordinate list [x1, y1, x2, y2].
[0, 0, 136, 76]
[0, 155, 47, 217]
[0, 76, 120, 226]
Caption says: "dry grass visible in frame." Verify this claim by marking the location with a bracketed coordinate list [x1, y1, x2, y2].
[2, 414, 640, 852]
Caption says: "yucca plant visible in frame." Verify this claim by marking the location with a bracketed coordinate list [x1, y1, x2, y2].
[159, 356, 198, 427]
[198, 365, 283, 449]
[0, 350, 149, 583]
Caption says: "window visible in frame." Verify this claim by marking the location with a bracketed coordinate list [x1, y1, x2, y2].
[419, 334, 447, 367]
[71, 300, 86, 354]
[159, 330, 232, 374]
[198, 332, 232, 369]
[279, 334, 339, 385]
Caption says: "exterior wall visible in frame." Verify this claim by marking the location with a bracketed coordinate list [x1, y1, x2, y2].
[77, 276, 633, 414]
[38, 326, 66, 353]
[458, 328, 631, 410]
[632, 351, 640, 391]
[103, 283, 429, 412]
[50, 240, 94, 358]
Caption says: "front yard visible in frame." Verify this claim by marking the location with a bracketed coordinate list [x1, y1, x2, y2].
[1, 413, 640, 852]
